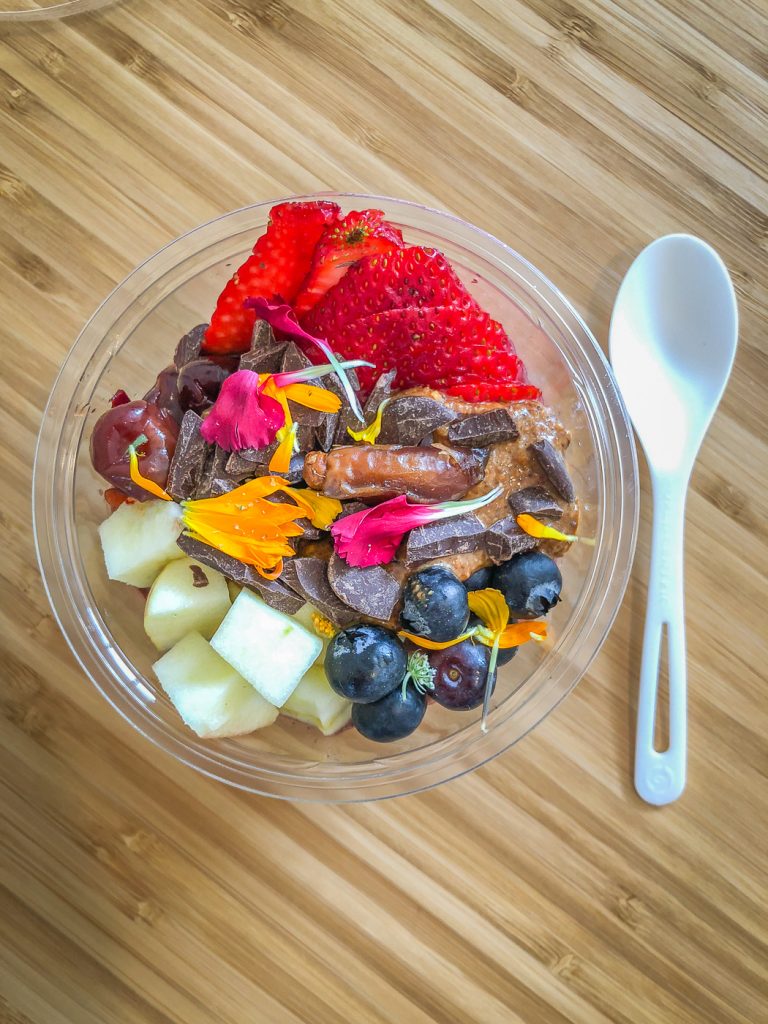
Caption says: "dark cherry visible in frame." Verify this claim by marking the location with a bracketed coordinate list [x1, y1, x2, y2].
[90, 400, 178, 501]
[177, 358, 232, 415]
[144, 364, 182, 422]
[428, 639, 496, 711]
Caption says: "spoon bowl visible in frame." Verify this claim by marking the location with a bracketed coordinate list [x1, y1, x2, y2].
[610, 233, 738, 805]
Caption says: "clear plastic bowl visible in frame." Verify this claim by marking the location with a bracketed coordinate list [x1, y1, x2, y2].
[33, 193, 638, 802]
[0, 0, 114, 20]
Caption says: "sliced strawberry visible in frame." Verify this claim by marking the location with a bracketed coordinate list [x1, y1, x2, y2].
[292, 209, 403, 316]
[203, 200, 339, 355]
[329, 304, 530, 398]
[436, 377, 542, 402]
[302, 245, 475, 337]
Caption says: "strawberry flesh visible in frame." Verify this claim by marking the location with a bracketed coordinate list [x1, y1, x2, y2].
[321, 303, 536, 400]
[203, 200, 339, 355]
[302, 245, 476, 337]
[292, 209, 403, 316]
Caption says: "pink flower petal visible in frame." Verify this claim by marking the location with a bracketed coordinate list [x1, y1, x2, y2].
[244, 297, 366, 422]
[200, 369, 285, 452]
[330, 496, 438, 567]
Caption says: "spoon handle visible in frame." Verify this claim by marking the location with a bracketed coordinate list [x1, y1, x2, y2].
[635, 474, 688, 805]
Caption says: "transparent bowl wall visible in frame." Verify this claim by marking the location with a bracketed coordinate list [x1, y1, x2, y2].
[0, 0, 114, 20]
[34, 193, 638, 801]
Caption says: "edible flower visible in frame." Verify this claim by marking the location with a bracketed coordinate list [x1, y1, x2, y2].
[331, 485, 504, 568]
[515, 513, 595, 547]
[401, 651, 436, 698]
[128, 440, 341, 578]
[244, 296, 370, 423]
[200, 370, 285, 451]
[400, 587, 547, 732]
[200, 359, 368, 470]
[347, 397, 390, 444]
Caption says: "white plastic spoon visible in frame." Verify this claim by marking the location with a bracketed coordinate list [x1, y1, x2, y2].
[609, 235, 738, 805]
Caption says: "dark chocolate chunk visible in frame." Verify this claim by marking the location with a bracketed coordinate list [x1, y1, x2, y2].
[485, 516, 538, 564]
[362, 369, 397, 419]
[166, 410, 209, 501]
[447, 409, 518, 447]
[336, 500, 367, 521]
[327, 553, 402, 621]
[176, 535, 305, 615]
[190, 564, 209, 588]
[529, 439, 575, 502]
[250, 318, 276, 352]
[173, 324, 207, 369]
[508, 486, 563, 520]
[225, 451, 259, 480]
[281, 341, 312, 374]
[405, 513, 486, 563]
[327, 367, 363, 444]
[194, 445, 231, 499]
[280, 557, 358, 627]
[239, 344, 287, 375]
[377, 396, 456, 446]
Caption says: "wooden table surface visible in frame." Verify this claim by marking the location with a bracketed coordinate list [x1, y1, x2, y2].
[1, 2, 766, 1021]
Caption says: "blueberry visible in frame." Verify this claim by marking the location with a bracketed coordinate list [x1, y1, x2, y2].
[464, 566, 494, 591]
[400, 566, 469, 642]
[352, 685, 427, 742]
[324, 624, 407, 703]
[492, 551, 562, 619]
[428, 640, 496, 710]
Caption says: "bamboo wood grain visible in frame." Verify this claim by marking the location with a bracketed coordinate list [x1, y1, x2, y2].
[1, 1, 766, 1021]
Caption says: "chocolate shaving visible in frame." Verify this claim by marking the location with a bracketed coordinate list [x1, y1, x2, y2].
[485, 516, 538, 564]
[166, 411, 209, 501]
[378, 396, 456, 445]
[447, 409, 518, 447]
[190, 564, 209, 588]
[280, 557, 358, 627]
[176, 535, 305, 615]
[405, 513, 486, 564]
[327, 553, 402, 621]
[508, 486, 563, 520]
[173, 324, 207, 369]
[529, 439, 575, 502]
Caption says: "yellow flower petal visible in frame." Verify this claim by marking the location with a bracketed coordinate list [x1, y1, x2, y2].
[398, 629, 475, 650]
[269, 422, 297, 473]
[347, 398, 389, 444]
[128, 444, 172, 501]
[281, 486, 342, 530]
[281, 382, 342, 413]
[516, 513, 594, 546]
[467, 588, 509, 635]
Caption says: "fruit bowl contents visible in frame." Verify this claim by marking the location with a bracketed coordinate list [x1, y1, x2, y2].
[89, 199, 592, 747]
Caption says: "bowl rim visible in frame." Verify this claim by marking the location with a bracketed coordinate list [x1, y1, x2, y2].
[33, 191, 639, 801]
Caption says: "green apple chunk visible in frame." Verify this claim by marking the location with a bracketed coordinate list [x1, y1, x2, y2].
[153, 631, 278, 738]
[98, 498, 184, 588]
[144, 557, 232, 651]
[282, 664, 352, 736]
[210, 589, 322, 707]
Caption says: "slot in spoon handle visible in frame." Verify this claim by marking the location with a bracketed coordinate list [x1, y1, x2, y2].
[635, 474, 688, 805]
